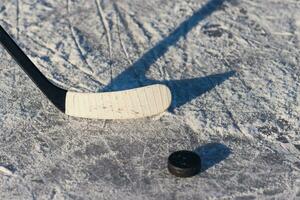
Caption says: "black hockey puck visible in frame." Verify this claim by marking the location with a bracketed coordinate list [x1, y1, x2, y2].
[168, 150, 201, 177]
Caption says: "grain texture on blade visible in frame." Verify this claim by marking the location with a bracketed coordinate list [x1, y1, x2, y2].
[65, 84, 172, 119]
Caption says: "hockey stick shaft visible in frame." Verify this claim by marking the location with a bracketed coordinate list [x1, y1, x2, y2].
[0, 25, 66, 112]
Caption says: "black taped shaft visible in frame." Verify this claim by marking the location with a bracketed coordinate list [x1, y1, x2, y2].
[0, 25, 66, 112]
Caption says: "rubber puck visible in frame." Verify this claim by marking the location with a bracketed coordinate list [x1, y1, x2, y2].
[168, 150, 201, 177]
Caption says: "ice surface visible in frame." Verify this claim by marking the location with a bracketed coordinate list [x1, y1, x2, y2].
[0, 0, 299, 199]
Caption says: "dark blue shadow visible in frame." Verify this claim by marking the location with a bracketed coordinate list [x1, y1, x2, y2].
[165, 71, 235, 111]
[105, 0, 229, 109]
[195, 143, 231, 172]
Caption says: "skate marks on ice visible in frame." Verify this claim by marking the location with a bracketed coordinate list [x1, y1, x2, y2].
[106, 0, 233, 110]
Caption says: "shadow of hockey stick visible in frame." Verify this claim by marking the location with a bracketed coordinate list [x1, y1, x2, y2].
[105, 0, 232, 109]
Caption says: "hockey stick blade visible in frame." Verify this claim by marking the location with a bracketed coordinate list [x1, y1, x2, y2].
[0, 25, 172, 119]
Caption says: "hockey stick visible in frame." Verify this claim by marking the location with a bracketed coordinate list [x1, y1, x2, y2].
[0, 25, 171, 119]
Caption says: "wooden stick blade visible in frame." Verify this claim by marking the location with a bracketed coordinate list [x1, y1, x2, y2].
[65, 84, 172, 119]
